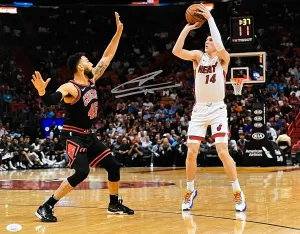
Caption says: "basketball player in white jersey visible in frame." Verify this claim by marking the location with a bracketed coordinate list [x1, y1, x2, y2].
[172, 4, 246, 212]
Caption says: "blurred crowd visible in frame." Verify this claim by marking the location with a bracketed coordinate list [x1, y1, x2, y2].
[0, 2, 299, 169]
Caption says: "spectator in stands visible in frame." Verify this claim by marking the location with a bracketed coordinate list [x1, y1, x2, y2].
[138, 130, 147, 144]
[2, 90, 13, 111]
[151, 139, 162, 166]
[20, 136, 35, 168]
[180, 115, 189, 131]
[159, 138, 172, 166]
[274, 114, 283, 129]
[128, 140, 143, 166]
[268, 80, 278, 91]
[281, 98, 294, 122]
[267, 122, 278, 142]
[106, 123, 116, 138]
[237, 133, 248, 155]
[0, 137, 9, 170]
[49, 122, 60, 140]
[141, 136, 152, 166]
[173, 138, 187, 166]
[41, 137, 55, 161]
[9, 137, 26, 169]
[288, 92, 299, 105]
[243, 120, 253, 134]
[143, 98, 154, 111]
[0, 123, 8, 138]
[228, 132, 238, 154]
[119, 137, 130, 166]
[112, 136, 122, 158]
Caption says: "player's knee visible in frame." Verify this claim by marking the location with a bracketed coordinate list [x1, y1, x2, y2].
[187, 144, 198, 157]
[108, 168, 120, 182]
[67, 168, 90, 187]
[102, 154, 121, 182]
[216, 146, 230, 162]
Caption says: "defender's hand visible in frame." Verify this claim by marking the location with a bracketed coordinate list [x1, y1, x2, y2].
[115, 12, 123, 32]
[31, 71, 51, 95]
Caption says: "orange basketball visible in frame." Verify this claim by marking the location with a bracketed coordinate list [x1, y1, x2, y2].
[185, 4, 207, 25]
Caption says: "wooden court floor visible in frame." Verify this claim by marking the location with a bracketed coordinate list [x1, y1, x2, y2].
[1, 166, 300, 234]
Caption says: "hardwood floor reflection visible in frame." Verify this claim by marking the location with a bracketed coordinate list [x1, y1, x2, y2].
[0, 166, 300, 233]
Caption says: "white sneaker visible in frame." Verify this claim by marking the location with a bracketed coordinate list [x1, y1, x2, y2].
[182, 190, 198, 211]
[0, 166, 7, 171]
[233, 191, 247, 212]
[9, 161, 17, 170]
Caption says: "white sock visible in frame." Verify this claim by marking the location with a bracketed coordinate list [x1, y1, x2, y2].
[231, 179, 241, 192]
[187, 180, 194, 192]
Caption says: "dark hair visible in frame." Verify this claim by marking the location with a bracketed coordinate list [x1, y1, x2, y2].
[67, 52, 85, 73]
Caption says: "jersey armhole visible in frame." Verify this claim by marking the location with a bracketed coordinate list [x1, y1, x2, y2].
[68, 81, 81, 105]
[194, 52, 205, 71]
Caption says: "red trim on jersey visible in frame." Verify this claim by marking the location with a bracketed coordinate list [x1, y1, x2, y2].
[66, 139, 80, 167]
[70, 84, 81, 105]
[212, 132, 226, 139]
[62, 125, 90, 134]
[188, 136, 205, 141]
[90, 149, 111, 167]
[70, 79, 90, 87]
[79, 148, 87, 152]
[63, 124, 87, 130]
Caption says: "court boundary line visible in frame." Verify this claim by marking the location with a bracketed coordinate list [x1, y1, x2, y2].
[1, 203, 300, 231]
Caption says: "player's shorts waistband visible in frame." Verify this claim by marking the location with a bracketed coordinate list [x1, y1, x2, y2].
[62, 125, 90, 134]
[194, 101, 224, 107]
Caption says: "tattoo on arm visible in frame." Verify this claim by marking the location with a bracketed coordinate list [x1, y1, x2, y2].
[93, 61, 108, 78]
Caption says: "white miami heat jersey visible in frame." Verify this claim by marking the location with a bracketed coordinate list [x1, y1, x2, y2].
[194, 53, 226, 103]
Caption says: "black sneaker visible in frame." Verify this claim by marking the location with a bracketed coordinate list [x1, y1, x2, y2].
[107, 197, 134, 215]
[35, 204, 57, 222]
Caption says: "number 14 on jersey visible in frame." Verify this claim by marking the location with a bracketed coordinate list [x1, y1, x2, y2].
[205, 74, 216, 84]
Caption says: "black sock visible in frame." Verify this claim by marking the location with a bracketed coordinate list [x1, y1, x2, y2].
[44, 195, 58, 207]
[110, 194, 118, 204]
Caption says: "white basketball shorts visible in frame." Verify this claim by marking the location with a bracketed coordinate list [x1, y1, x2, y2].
[187, 101, 228, 144]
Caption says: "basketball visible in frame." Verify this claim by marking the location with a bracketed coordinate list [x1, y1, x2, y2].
[185, 4, 206, 25]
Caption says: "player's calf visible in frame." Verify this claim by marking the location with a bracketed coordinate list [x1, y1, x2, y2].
[101, 154, 134, 215]
[216, 143, 247, 212]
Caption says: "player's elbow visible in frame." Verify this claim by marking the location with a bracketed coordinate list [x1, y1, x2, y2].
[172, 47, 179, 56]
[172, 49, 183, 59]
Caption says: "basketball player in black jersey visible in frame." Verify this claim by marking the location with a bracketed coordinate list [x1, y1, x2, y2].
[31, 12, 134, 222]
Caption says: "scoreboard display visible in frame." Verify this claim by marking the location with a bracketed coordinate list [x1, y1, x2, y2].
[230, 16, 254, 44]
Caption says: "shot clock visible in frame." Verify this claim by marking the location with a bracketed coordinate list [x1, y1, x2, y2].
[230, 16, 254, 44]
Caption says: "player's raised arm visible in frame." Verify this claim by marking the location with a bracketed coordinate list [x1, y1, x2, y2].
[31, 71, 74, 106]
[92, 12, 123, 81]
[172, 23, 203, 63]
[199, 3, 230, 65]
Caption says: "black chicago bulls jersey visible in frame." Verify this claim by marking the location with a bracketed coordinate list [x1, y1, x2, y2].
[63, 80, 98, 129]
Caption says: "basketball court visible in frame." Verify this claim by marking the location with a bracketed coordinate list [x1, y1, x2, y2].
[1, 167, 300, 234]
